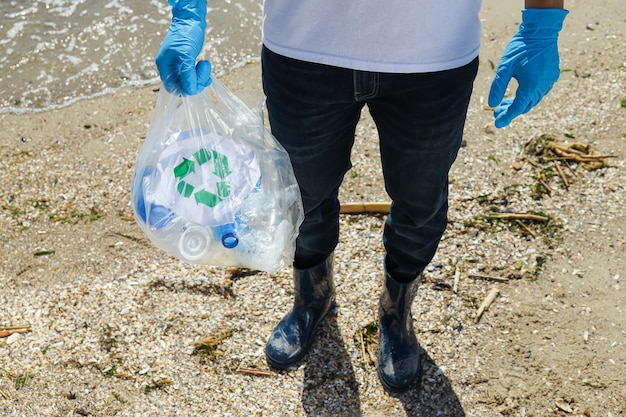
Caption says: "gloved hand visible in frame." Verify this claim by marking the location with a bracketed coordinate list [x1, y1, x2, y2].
[488, 8, 568, 128]
[156, 0, 212, 96]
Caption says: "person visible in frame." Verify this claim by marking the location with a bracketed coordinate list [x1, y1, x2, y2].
[156, 0, 568, 391]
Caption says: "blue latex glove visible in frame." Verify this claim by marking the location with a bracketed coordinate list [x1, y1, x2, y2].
[488, 8, 568, 128]
[156, 0, 212, 96]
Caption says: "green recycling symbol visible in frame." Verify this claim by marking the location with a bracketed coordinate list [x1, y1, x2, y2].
[173, 148, 232, 208]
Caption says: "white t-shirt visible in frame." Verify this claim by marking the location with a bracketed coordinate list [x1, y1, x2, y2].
[262, 0, 482, 74]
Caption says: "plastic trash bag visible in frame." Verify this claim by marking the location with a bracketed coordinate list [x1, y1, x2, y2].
[130, 78, 304, 272]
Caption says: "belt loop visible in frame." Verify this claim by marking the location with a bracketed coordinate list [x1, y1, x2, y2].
[353, 71, 379, 102]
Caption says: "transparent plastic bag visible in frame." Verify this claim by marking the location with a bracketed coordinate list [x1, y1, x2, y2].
[130, 79, 304, 272]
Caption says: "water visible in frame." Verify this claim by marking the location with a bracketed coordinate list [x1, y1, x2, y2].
[0, 0, 262, 114]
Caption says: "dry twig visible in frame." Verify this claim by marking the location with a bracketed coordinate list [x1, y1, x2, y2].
[237, 367, 272, 377]
[515, 219, 540, 237]
[526, 135, 613, 171]
[453, 268, 461, 294]
[468, 274, 509, 283]
[0, 325, 31, 338]
[340, 202, 391, 214]
[476, 287, 500, 322]
[487, 213, 549, 222]
[554, 160, 569, 190]
[537, 174, 553, 194]
[359, 332, 368, 369]
[563, 159, 580, 177]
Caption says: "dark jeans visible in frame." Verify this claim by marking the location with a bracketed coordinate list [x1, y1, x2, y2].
[262, 46, 478, 281]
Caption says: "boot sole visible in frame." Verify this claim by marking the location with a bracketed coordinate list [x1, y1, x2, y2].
[377, 365, 421, 392]
[265, 347, 309, 370]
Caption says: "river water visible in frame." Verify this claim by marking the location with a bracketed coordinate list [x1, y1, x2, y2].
[0, 0, 262, 114]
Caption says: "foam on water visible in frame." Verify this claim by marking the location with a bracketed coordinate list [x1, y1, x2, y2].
[0, 0, 262, 114]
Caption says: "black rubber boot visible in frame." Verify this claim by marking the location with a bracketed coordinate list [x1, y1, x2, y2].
[377, 271, 421, 391]
[265, 256, 335, 369]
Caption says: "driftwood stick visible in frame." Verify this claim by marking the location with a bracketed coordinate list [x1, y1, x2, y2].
[359, 331, 368, 367]
[516, 219, 540, 237]
[0, 325, 31, 338]
[548, 155, 613, 163]
[547, 144, 613, 159]
[554, 160, 569, 190]
[584, 154, 616, 159]
[340, 202, 391, 214]
[488, 213, 549, 222]
[237, 367, 272, 377]
[0, 325, 31, 331]
[476, 287, 500, 322]
[453, 268, 461, 294]
[468, 274, 509, 283]
[550, 145, 585, 157]
[563, 159, 580, 177]
[525, 157, 539, 167]
[538, 177, 553, 194]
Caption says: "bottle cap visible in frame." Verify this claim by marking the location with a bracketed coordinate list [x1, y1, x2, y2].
[179, 226, 212, 261]
[221, 232, 239, 249]
[214, 223, 239, 249]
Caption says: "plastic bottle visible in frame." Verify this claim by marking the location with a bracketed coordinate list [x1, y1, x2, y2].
[245, 189, 284, 230]
[231, 187, 294, 270]
[179, 225, 213, 261]
[134, 167, 175, 229]
[212, 223, 239, 249]
[138, 183, 245, 264]
[133, 156, 294, 269]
